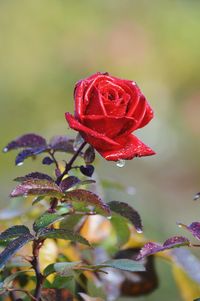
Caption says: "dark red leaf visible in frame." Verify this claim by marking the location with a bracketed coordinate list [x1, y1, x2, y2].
[3, 133, 47, 152]
[14, 172, 54, 182]
[178, 222, 200, 240]
[10, 179, 63, 198]
[42, 156, 54, 165]
[15, 146, 47, 166]
[49, 136, 75, 153]
[60, 176, 81, 192]
[80, 165, 94, 177]
[137, 236, 190, 260]
[62, 189, 111, 215]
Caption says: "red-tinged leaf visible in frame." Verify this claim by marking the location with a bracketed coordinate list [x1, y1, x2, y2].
[84, 145, 95, 164]
[49, 136, 75, 153]
[10, 179, 63, 198]
[59, 176, 81, 192]
[137, 236, 190, 260]
[62, 189, 111, 216]
[178, 222, 200, 240]
[14, 172, 54, 182]
[108, 201, 143, 233]
[3, 133, 47, 152]
[15, 146, 47, 166]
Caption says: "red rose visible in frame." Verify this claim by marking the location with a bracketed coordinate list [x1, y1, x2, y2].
[65, 72, 155, 161]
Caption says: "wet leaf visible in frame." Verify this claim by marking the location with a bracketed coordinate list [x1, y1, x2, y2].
[38, 228, 90, 246]
[15, 146, 47, 165]
[108, 201, 143, 233]
[62, 189, 110, 215]
[33, 212, 65, 233]
[60, 176, 81, 191]
[10, 179, 63, 198]
[137, 236, 190, 260]
[178, 222, 200, 240]
[0, 233, 34, 269]
[50, 136, 75, 153]
[14, 172, 54, 182]
[80, 165, 94, 177]
[3, 133, 47, 152]
[84, 146, 95, 164]
[0, 225, 30, 241]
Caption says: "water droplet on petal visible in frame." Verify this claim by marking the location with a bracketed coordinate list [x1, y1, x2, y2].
[136, 229, 143, 234]
[116, 159, 125, 168]
[17, 161, 24, 166]
[73, 133, 84, 151]
[107, 216, 112, 220]
[3, 147, 8, 153]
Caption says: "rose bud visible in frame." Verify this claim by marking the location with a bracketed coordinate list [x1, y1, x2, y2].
[65, 72, 155, 161]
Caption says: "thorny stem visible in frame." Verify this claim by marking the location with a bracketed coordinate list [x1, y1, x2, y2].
[56, 141, 87, 185]
[32, 240, 44, 301]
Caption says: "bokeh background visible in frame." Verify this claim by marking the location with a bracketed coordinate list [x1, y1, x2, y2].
[1, 0, 200, 300]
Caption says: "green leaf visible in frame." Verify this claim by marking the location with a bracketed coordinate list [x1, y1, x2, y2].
[54, 261, 82, 276]
[0, 233, 34, 270]
[98, 259, 145, 272]
[110, 215, 130, 247]
[33, 212, 65, 233]
[108, 201, 143, 233]
[0, 225, 30, 241]
[38, 228, 90, 246]
[10, 179, 63, 198]
[62, 189, 110, 216]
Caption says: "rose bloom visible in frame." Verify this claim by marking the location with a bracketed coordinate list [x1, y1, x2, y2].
[66, 72, 155, 161]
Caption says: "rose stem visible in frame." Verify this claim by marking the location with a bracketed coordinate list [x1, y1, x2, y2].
[55, 141, 87, 185]
[32, 240, 44, 301]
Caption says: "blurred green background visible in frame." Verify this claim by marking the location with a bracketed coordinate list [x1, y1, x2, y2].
[1, 0, 200, 300]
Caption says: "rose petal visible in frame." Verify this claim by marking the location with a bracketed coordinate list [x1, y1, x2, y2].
[97, 134, 155, 161]
[82, 115, 137, 138]
[65, 113, 119, 149]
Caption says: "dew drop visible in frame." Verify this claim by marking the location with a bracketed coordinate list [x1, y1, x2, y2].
[107, 216, 112, 220]
[16, 161, 24, 166]
[116, 159, 125, 168]
[136, 229, 143, 234]
[73, 133, 84, 151]
[3, 147, 8, 153]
